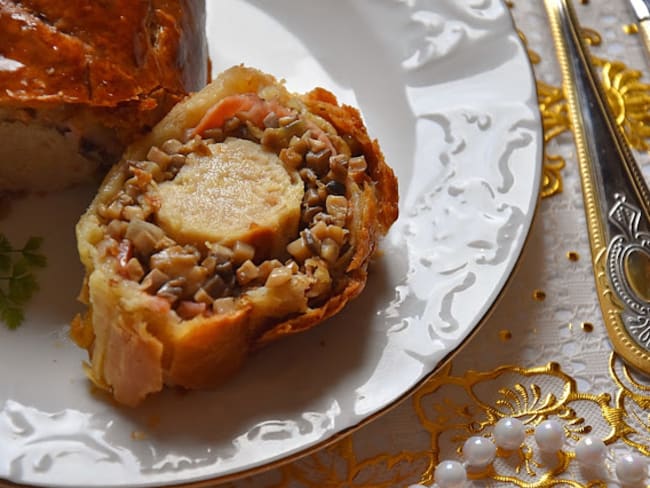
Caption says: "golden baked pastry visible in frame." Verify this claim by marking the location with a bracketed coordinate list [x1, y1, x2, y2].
[72, 66, 399, 406]
[0, 0, 209, 192]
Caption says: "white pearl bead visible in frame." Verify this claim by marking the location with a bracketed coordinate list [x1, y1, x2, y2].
[615, 453, 648, 485]
[463, 436, 497, 467]
[575, 436, 607, 466]
[434, 460, 467, 488]
[534, 420, 565, 452]
[493, 417, 525, 450]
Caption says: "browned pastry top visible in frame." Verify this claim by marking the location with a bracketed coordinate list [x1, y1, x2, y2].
[0, 0, 208, 108]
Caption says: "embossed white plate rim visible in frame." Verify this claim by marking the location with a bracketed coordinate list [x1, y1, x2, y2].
[0, 1, 542, 486]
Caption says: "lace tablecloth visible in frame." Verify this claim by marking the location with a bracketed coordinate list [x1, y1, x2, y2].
[216, 1, 650, 486]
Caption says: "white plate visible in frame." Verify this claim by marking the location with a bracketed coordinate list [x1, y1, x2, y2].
[0, 1, 542, 486]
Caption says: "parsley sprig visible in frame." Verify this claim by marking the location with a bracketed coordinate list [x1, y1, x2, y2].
[0, 235, 47, 329]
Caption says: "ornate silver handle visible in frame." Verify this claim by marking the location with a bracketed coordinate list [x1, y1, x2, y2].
[544, 0, 650, 374]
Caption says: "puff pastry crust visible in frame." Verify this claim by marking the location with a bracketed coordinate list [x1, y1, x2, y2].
[0, 0, 209, 191]
[72, 66, 399, 406]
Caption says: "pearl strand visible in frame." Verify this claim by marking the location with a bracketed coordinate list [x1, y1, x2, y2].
[407, 418, 649, 488]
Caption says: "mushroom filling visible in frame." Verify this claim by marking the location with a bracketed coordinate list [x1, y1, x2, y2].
[94, 94, 369, 320]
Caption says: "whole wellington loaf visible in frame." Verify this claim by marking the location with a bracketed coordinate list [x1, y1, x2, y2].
[71, 66, 399, 406]
[0, 0, 209, 192]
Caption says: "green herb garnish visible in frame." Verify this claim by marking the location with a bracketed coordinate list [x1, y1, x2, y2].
[0, 235, 47, 329]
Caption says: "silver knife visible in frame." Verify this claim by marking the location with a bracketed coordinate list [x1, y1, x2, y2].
[544, 0, 650, 375]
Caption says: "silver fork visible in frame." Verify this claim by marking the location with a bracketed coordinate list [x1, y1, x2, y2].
[544, 0, 650, 374]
